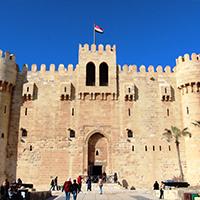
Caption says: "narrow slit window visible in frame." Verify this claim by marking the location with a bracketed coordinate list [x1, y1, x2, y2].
[96, 150, 99, 156]
[1, 133, 4, 138]
[64, 87, 67, 92]
[169, 145, 171, 151]
[159, 146, 162, 151]
[128, 88, 131, 93]
[30, 145, 32, 151]
[186, 107, 189, 115]
[27, 87, 29, 92]
[4, 106, 6, 114]
[72, 108, 74, 116]
[145, 145, 147, 151]
[153, 145, 155, 151]
[25, 108, 28, 116]
[128, 108, 131, 116]
[167, 109, 169, 116]
[165, 88, 167, 93]
[132, 145, 134, 152]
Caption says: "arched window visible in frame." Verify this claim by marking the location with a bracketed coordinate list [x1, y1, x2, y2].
[86, 62, 95, 86]
[99, 62, 108, 86]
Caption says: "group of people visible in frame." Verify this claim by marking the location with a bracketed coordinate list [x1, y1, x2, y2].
[153, 181, 165, 199]
[0, 178, 23, 200]
[62, 175, 83, 200]
[61, 174, 108, 200]
[50, 176, 58, 191]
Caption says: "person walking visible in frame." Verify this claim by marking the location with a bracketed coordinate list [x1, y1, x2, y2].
[77, 175, 82, 192]
[98, 176, 103, 195]
[71, 180, 79, 200]
[62, 178, 72, 200]
[159, 182, 165, 199]
[54, 177, 58, 190]
[50, 178, 55, 191]
[86, 176, 92, 191]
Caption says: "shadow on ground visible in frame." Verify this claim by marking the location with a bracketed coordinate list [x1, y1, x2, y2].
[46, 195, 59, 200]
[130, 195, 153, 200]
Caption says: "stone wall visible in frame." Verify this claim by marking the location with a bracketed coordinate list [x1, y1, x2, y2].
[0, 44, 199, 190]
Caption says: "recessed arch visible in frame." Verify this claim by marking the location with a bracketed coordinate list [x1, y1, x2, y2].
[99, 62, 108, 86]
[87, 132, 108, 176]
[86, 62, 95, 86]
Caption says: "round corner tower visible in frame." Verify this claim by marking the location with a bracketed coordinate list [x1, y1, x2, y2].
[0, 49, 17, 182]
[175, 53, 200, 185]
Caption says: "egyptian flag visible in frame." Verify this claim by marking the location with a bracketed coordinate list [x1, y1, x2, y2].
[94, 25, 104, 33]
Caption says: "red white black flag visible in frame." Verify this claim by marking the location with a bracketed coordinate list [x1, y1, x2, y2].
[94, 25, 104, 33]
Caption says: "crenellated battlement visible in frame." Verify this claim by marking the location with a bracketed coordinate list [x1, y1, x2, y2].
[24, 63, 77, 73]
[79, 43, 116, 54]
[119, 64, 174, 74]
[176, 53, 200, 65]
[0, 49, 17, 87]
[0, 49, 16, 62]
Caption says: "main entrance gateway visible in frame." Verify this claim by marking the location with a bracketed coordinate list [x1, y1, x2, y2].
[88, 132, 108, 176]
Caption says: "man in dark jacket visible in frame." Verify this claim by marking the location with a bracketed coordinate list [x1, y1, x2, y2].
[71, 180, 79, 200]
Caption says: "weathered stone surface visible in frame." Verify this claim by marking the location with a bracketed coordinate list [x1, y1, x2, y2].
[0, 45, 199, 190]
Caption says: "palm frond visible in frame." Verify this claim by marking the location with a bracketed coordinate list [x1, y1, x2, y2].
[163, 129, 172, 142]
[192, 120, 200, 127]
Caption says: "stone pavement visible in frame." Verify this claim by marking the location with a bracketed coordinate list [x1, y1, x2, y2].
[50, 184, 160, 200]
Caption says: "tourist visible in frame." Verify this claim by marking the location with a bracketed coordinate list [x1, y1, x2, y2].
[102, 172, 107, 182]
[86, 176, 92, 191]
[71, 180, 79, 200]
[0, 182, 6, 200]
[98, 176, 103, 194]
[62, 178, 72, 200]
[77, 175, 82, 192]
[114, 172, 118, 183]
[3, 179, 9, 200]
[159, 182, 165, 199]
[54, 177, 58, 190]
[153, 181, 159, 190]
[50, 178, 55, 191]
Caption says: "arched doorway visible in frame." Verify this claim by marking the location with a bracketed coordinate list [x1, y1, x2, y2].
[88, 132, 108, 176]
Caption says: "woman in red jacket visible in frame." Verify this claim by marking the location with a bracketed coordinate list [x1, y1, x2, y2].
[62, 178, 72, 200]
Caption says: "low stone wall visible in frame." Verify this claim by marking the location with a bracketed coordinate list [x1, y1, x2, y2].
[27, 191, 51, 200]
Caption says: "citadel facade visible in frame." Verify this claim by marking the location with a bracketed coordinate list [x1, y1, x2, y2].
[0, 44, 199, 189]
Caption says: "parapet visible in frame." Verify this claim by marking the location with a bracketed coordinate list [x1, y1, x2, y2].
[79, 43, 116, 54]
[120, 64, 173, 74]
[175, 53, 200, 88]
[176, 53, 200, 65]
[25, 64, 76, 73]
[0, 49, 16, 62]
[0, 49, 17, 86]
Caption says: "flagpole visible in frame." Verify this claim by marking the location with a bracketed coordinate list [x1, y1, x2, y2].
[93, 24, 96, 44]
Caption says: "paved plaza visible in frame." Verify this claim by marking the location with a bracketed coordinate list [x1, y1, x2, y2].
[51, 184, 160, 200]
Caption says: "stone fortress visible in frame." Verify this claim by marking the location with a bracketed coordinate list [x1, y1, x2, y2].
[0, 44, 199, 190]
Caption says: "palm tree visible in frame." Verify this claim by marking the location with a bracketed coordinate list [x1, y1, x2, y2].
[192, 120, 200, 128]
[163, 126, 191, 181]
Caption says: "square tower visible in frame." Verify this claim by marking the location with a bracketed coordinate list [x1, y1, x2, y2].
[76, 44, 118, 99]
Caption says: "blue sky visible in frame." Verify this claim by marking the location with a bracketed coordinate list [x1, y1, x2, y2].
[0, 0, 200, 70]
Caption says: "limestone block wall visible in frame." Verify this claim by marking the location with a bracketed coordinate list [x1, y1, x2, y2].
[176, 53, 200, 185]
[1, 44, 197, 190]
[0, 50, 17, 184]
[15, 48, 187, 189]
